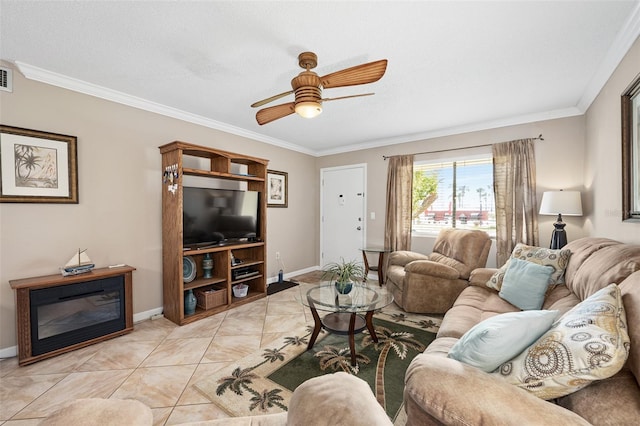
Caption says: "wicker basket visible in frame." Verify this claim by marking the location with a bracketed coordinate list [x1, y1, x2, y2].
[195, 286, 227, 310]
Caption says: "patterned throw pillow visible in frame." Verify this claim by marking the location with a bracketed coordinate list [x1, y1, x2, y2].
[487, 243, 571, 291]
[492, 283, 629, 400]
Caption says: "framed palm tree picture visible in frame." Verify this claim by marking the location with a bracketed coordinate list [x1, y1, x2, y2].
[0, 125, 78, 203]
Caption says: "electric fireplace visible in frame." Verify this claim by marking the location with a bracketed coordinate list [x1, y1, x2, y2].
[10, 266, 135, 366]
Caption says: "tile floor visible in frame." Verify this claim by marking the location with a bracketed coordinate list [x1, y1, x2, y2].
[0, 279, 403, 425]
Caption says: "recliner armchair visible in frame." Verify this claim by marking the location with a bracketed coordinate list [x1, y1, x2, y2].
[386, 228, 492, 313]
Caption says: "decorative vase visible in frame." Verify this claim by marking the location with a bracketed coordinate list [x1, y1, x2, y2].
[335, 281, 353, 295]
[184, 289, 197, 315]
[202, 253, 213, 279]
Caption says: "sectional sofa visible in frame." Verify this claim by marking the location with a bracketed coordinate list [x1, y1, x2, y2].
[404, 237, 640, 425]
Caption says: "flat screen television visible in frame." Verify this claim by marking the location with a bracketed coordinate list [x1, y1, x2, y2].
[183, 187, 260, 248]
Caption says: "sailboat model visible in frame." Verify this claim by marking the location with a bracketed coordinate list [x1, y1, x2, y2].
[61, 249, 96, 276]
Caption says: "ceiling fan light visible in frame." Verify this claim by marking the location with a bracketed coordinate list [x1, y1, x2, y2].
[295, 101, 322, 118]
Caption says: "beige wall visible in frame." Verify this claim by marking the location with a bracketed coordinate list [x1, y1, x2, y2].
[585, 36, 640, 242]
[317, 115, 588, 268]
[0, 65, 318, 351]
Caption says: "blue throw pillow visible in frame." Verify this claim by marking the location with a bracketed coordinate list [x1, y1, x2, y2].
[448, 310, 559, 372]
[499, 257, 555, 310]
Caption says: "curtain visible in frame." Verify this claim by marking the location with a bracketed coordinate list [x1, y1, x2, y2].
[492, 139, 539, 266]
[384, 155, 414, 251]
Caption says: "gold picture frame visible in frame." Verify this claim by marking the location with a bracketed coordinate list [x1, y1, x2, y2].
[621, 73, 640, 221]
[0, 125, 78, 203]
[267, 169, 288, 208]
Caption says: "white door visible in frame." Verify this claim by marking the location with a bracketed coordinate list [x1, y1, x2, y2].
[320, 164, 366, 267]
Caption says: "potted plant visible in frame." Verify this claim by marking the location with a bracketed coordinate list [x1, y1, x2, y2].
[322, 258, 366, 294]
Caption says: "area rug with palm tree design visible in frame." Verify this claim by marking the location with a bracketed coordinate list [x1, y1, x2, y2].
[194, 310, 439, 422]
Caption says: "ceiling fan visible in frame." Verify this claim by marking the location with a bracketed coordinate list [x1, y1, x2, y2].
[251, 52, 388, 125]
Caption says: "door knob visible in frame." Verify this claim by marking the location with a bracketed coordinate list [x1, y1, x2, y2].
[356, 226, 362, 230]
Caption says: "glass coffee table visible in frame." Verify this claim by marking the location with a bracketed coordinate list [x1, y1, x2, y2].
[296, 282, 394, 366]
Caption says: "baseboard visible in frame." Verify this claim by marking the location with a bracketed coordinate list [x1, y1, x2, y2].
[267, 265, 319, 284]
[0, 266, 322, 357]
[0, 345, 17, 359]
[133, 307, 164, 323]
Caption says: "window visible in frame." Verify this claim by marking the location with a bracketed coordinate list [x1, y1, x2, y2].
[412, 154, 495, 237]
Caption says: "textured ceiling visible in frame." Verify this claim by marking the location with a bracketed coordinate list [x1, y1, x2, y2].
[1, 1, 639, 156]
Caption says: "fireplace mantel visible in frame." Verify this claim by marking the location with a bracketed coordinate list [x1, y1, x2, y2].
[9, 266, 135, 366]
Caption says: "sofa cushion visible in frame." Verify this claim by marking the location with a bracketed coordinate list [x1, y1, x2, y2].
[437, 285, 519, 339]
[542, 284, 580, 314]
[555, 367, 640, 425]
[287, 372, 392, 426]
[448, 309, 559, 372]
[430, 228, 491, 279]
[427, 253, 467, 278]
[387, 250, 429, 268]
[499, 258, 555, 310]
[564, 241, 640, 301]
[487, 243, 571, 292]
[619, 270, 640, 388]
[404, 354, 593, 426]
[493, 283, 629, 400]
[562, 238, 623, 288]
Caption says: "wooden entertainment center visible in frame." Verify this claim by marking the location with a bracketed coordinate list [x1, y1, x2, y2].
[159, 141, 268, 325]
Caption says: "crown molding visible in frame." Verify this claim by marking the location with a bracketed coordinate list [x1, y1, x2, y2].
[13, 61, 316, 156]
[318, 106, 583, 156]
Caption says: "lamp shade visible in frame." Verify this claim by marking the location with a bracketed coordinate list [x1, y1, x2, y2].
[539, 191, 583, 216]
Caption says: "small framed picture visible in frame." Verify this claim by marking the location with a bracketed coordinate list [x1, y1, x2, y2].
[0, 125, 78, 203]
[267, 169, 288, 208]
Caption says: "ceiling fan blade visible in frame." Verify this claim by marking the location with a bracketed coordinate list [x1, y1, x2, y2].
[256, 102, 295, 125]
[322, 93, 375, 102]
[320, 59, 388, 89]
[251, 90, 294, 108]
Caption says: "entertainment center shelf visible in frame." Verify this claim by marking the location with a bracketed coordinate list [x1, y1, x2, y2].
[159, 141, 268, 326]
[182, 167, 264, 181]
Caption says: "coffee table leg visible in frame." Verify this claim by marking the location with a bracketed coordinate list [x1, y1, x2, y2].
[307, 305, 322, 351]
[349, 313, 357, 366]
[365, 310, 378, 343]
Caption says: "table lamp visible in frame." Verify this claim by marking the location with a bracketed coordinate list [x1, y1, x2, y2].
[539, 190, 583, 249]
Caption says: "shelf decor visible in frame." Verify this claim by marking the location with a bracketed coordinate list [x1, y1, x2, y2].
[184, 289, 197, 315]
[267, 169, 288, 208]
[202, 253, 213, 278]
[0, 125, 78, 203]
[183, 256, 197, 283]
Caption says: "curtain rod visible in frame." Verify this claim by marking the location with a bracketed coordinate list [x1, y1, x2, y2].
[382, 134, 544, 160]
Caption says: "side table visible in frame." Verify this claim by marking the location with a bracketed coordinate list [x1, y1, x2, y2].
[360, 246, 391, 286]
